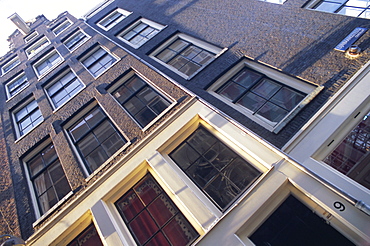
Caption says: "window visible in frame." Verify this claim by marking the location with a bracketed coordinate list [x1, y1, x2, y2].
[97, 8, 132, 31]
[117, 18, 165, 48]
[306, 0, 370, 18]
[169, 126, 262, 210]
[67, 223, 103, 246]
[1, 56, 20, 75]
[250, 196, 354, 245]
[115, 173, 199, 246]
[323, 111, 370, 189]
[34, 50, 63, 77]
[45, 70, 85, 109]
[5, 72, 29, 98]
[62, 29, 89, 51]
[25, 37, 50, 58]
[24, 31, 38, 43]
[208, 59, 322, 133]
[110, 74, 172, 128]
[52, 19, 72, 35]
[150, 33, 225, 79]
[25, 142, 71, 215]
[67, 106, 127, 174]
[13, 99, 43, 138]
[79, 46, 117, 77]
[259, 0, 286, 3]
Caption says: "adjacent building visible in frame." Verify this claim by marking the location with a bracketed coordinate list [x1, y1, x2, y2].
[0, 0, 369, 245]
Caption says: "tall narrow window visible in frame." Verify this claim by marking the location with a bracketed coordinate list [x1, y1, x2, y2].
[5, 73, 29, 98]
[13, 99, 43, 137]
[67, 106, 127, 174]
[115, 174, 199, 246]
[34, 50, 62, 77]
[117, 18, 165, 48]
[323, 111, 370, 189]
[67, 223, 103, 246]
[24, 31, 38, 43]
[170, 126, 262, 210]
[97, 8, 131, 31]
[79, 46, 117, 77]
[25, 143, 71, 214]
[45, 70, 84, 109]
[111, 75, 171, 128]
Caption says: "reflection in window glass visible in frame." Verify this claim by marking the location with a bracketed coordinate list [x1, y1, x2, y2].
[80, 47, 117, 77]
[311, 0, 370, 18]
[170, 126, 262, 210]
[46, 71, 84, 108]
[112, 75, 171, 127]
[6, 73, 29, 98]
[115, 174, 199, 246]
[323, 111, 370, 189]
[26, 143, 71, 214]
[68, 106, 126, 173]
[14, 100, 43, 137]
[217, 68, 306, 126]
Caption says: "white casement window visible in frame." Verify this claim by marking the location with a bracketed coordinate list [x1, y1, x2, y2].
[79, 46, 118, 78]
[64, 104, 129, 175]
[208, 59, 322, 133]
[108, 71, 174, 129]
[23, 141, 72, 217]
[62, 29, 90, 52]
[25, 37, 51, 58]
[33, 50, 63, 78]
[52, 19, 72, 36]
[150, 33, 226, 80]
[44, 69, 85, 110]
[12, 99, 43, 138]
[305, 0, 370, 18]
[97, 8, 132, 31]
[66, 224, 103, 246]
[24, 31, 38, 43]
[1, 56, 20, 75]
[117, 18, 165, 48]
[5, 72, 29, 99]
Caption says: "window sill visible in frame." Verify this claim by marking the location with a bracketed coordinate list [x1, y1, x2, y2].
[32, 191, 74, 228]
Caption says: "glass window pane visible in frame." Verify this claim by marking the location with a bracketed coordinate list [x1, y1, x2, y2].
[270, 87, 305, 111]
[156, 49, 177, 63]
[28, 155, 44, 176]
[256, 102, 288, 124]
[338, 6, 364, 16]
[147, 194, 177, 227]
[315, 2, 341, 12]
[116, 190, 144, 222]
[85, 146, 108, 172]
[179, 60, 201, 76]
[170, 142, 200, 170]
[218, 82, 246, 101]
[78, 134, 100, 156]
[129, 210, 158, 245]
[237, 92, 266, 112]
[163, 214, 199, 246]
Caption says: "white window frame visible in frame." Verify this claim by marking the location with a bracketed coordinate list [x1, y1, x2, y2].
[107, 70, 176, 131]
[259, 0, 286, 4]
[305, 0, 370, 18]
[12, 98, 44, 140]
[25, 37, 51, 58]
[52, 19, 72, 36]
[207, 59, 323, 133]
[44, 69, 86, 111]
[62, 28, 90, 52]
[117, 18, 166, 49]
[79, 45, 119, 78]
[21, 139, 73, 219]
[63, 102, 130, 178]
[97, 8, 132, 31]
[24, 31, 38, 43]
[33, 50, 63, 78]
[1, 56, 20, 75]
[5, 72, 29, 99]
[150, 33, 227, 80]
